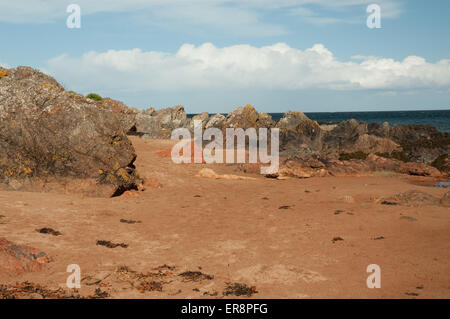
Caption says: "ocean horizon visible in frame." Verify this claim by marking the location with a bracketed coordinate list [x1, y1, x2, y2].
[188, 109, 450, 133]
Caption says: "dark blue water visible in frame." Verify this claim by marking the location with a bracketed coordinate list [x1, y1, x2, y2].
[189, 110, 450, 133]
[299, 110, 450, 133]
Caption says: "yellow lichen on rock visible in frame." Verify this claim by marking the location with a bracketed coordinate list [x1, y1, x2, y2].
[0, 70, 11, 78]
[116, 168, 132, 182]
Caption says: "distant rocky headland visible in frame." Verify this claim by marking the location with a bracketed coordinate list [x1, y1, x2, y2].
[1, 66, 448, 197]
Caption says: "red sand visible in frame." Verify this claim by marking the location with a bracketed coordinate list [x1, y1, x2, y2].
[0, 136, 449, 298]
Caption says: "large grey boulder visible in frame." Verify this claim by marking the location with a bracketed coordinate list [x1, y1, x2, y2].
[322, 119, 401, 156]
[0, 66, 141, 197]
[276, 111, 324, 156]
[135, 105, 189, 139]
[98, 97, 138, 133]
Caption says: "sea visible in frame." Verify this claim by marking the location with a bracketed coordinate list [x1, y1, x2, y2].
[188, 110, 450, 133]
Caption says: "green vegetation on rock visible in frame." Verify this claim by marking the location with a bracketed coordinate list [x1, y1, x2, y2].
[339, 151, 368, 161]
[86, 93, 102, 101]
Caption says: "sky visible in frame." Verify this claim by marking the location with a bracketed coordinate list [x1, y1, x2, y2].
[0, 0, 449, 113]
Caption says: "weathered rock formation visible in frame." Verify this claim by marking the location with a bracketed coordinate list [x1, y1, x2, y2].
[396, 162, 442, 177]
[98, 97, 138, 133]
[135, 105, 190, 139]
[0, 66, 141, 197]
[369, 123, 450, 165]
[131, 103, 448, 178]
[3, 66, 445, 185]
[318, 119, 400, 157]
[189, 112, 210, 131]
[205, 113, 226, 129]
[277, 111, 323, 156]
[224, 104, 275, 129]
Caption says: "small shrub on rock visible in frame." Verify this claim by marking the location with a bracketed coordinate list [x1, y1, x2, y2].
[86, 93, 102, 101]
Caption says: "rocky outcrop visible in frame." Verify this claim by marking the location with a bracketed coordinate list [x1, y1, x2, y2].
[130, 104, 448, 176]
[205, 113, 226, 129]
[189, 112, 210, 131]
[351, 134, 401, 154]
[431, 154, 450, 174]
[0, 66, 141, 197]
[277, 111, 323, 156]
[367, 121, 391, 138]
[322, 120, 363, 154]
[0, 238, 52, 276]
[369, 123, 450, 165]
[277, 159, 328, 179]
[257, 112, 275, 129]
[131, 103, 449, 177]
[396, 162, 442, 177]
[135, 105, 189, 139]
[381, 190, 441, 207]
[237, 153, 396, 179]
[224, 105, 259, 129]
[278, 115, 400, 160]
[276, 111, 316, 132]
[98, 97, 138, 133]
[365, 153, 401, 171]
[321, 120, 402, 157]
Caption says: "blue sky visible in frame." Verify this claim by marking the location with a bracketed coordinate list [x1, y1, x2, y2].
[1, 0, 449, 113]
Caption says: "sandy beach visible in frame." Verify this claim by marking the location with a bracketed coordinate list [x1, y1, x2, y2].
[1, 136, 448, 299]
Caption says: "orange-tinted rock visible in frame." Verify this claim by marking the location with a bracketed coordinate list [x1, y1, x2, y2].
[0, 238, 52, 276]
[121, 190, 140, 198]
[397, 162, 442, 177]
[366, 153, 401, 171]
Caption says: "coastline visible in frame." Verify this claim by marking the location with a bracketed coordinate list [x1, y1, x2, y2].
[188, 109, 450, 133]
[0, 66, 449, 299]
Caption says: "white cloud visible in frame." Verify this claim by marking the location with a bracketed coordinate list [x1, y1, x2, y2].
[0, 0, 288, 36]
[290, 0, 403, 24]
[0, 0, 403, 29]
[44, 43, 450, 94]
